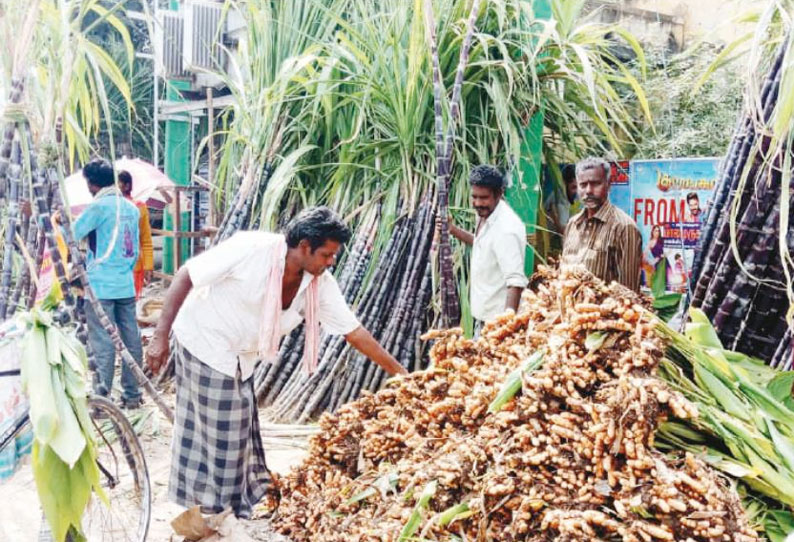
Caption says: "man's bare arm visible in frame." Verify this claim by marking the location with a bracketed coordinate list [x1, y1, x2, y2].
[505, 286, 522, 313]
[345, 327, 407, 376]
[146, 267, 193, 373]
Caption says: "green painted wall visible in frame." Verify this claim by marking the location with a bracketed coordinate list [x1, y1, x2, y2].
[505, 0, 551, 275]
[162, 82, 191, 273]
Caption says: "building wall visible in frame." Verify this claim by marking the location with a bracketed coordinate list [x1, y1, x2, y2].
[626, 0, 746, 44]
[586, 0, 748, 51]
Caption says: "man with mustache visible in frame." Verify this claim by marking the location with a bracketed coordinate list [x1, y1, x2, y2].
[561, 157, 642, 291]
[447, 165, 528, 335]
[145, 206, 405, 518]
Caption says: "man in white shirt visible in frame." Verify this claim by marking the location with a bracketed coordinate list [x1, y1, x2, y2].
[447, 165, 528, 333]
[145, 206, 405, 518]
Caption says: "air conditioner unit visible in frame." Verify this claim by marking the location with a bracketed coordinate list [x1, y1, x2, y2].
[155, 10, 190, 80]
[155, 1, 245, 89]
[184, 0, 226, 73]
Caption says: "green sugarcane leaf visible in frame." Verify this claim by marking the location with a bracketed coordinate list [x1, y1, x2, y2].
[345, 487, 377, 506]
[398, 480, 437, 542]
[743, 445, 794, 503]
[32, 442, 77, 542]
[45, 326, 62, 367]
[631, 505, 654, 519]
[734, 370, 794, 426]
[439, 502, 470, 527]
[770, 510, 794, 534]
[768, 372, 794, 405]
[653, 293, 682, 309]
[488, 352, 544, 413]
[48, 369, 87, 468]
[686, 308, 723, 348]
[585, 332, 608, 352]
[766, 418, 794, 472]
[66, 449, 93, 529]
[21, 325, 59, 444]
[694, 363, 749, 421]
[651, 258, 666, 297]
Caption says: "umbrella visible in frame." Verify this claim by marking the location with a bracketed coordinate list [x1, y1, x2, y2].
[63, 157, 175, 215]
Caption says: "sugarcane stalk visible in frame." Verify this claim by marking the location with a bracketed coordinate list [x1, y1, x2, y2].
[263, 330, 306, 405]
[0, 136, 22, 317]
[424, 0, 460, 328]
[441, 0, 482, 178]
[700, 160, 782, 317]
[9, 215, 36, 315]
[692, 48, 784, 304]
[690, 45, 783, 286]
[710, 197, 782, 337]
[256, 326, 301, 403]
[214, 161, 274, 246]
[298, 354, 347, 423]
[0, 78, 25, 192]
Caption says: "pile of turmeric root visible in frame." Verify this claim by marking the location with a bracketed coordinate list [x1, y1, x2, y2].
[269, 267, 757, 542]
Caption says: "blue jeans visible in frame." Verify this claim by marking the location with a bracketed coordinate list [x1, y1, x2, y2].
[85, 297, 143, 402]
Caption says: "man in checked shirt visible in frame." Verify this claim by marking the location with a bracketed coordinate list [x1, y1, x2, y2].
[561, 157, 642, 291]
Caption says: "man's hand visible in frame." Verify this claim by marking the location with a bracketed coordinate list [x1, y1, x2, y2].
[201, 225, 220, 237]
[345, 327, 407, 376]
[51, 210, 62, 225]
[146, 333, 169, 374]
[144, 270, 153, 285]
[438, 214, 474, 246]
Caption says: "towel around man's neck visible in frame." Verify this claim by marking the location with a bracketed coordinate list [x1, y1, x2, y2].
[257, 236, 320, 374]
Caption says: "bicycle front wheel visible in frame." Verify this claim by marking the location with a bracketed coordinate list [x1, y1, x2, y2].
[82, 395, 151, 542]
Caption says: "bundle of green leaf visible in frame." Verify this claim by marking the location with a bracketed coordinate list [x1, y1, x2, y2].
[19, 309, 105, 542]
[657, 308, 794, 541]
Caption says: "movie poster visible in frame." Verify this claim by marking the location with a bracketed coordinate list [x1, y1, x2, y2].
[627, 159, 720, 291]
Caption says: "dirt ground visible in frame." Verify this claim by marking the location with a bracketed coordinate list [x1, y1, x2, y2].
[0, 397, 308, 542]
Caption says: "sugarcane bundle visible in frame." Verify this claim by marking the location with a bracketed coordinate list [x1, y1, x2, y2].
[266, 268, 758, 542]
[18, 308, 106, 542]
[690, 34, 794, 362]
[258, 199, 436, 422]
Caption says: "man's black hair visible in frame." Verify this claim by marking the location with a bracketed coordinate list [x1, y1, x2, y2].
[562, 164, 576, 184]
[686, 192, 699, 203]
[285, 206, 351, 251]
[469, 164, 506, 194]
[118, 170, 133, 186]
[82, 159, 116, 188]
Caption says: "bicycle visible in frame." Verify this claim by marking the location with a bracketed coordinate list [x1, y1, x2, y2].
[0, 392, 152, 542]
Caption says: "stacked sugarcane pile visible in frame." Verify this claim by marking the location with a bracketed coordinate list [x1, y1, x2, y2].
[268, 267, 758, 542]
[689, 37, 793, 364]
[254, 199, 436, 422]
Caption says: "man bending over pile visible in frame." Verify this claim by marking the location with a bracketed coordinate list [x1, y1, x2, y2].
[146, 206, 406, 518]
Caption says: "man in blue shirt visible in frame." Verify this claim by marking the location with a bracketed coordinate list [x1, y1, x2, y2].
[73, 159, 144, 408]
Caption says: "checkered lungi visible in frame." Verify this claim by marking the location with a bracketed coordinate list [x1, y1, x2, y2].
[168, 340, 271, 518]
